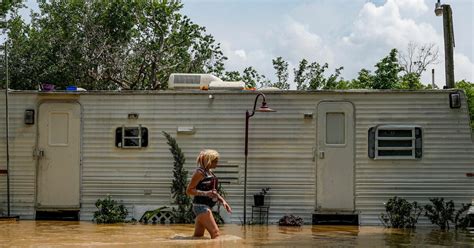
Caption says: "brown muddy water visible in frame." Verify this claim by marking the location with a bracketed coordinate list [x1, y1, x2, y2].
[0, 221, 473, 247]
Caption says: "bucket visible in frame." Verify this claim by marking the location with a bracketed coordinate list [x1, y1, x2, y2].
[41, 84, 55, 92]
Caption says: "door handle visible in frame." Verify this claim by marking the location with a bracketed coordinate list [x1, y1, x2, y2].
[33, 148, 45, 159]
[319, 151, 325, 159]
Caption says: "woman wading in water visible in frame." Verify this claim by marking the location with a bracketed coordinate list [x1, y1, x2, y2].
[186, 149, 232, 239]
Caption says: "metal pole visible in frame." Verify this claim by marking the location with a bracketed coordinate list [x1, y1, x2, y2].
[244, 111, 249, 225]
[4, 45, 11, 216]
[442, 5, 455, 89]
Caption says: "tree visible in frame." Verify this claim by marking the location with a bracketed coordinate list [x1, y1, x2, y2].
[222, 71, 242, 82]
[293, 58, 343, 90]
[294, 59, 309, 90]
[373, 49, 401, 89]
[350, 69, 374, 89]
[272, 56, 289, 90]
[398, 72, 424, 90]
[221, 67, 268, 88]
[162, 131, 194, 224]
[7, 0, 226, 90]
[0, 0, 22, 17]
[455, 80, 474, 129]
[399, 42, 439, 76]
[242, 66, 268, 88]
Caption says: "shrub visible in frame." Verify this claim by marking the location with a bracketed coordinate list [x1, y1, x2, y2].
[424, 198, 473, 230]
[163, 131, 194, 224]
[454, 203, 472, 230]
[93, 195, 128, 224]
[278, 214, 303, 226]
[380, 196, 422, 228]
[424, 198, 455, 230]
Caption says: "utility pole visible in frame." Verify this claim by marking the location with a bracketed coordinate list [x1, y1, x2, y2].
[435, 1, 455, 89]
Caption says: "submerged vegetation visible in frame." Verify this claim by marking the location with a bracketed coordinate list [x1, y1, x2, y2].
[424, 198, 472, 230]
[380, 196, 473, 230]
[93, 195, 128, 224]
[278, 214, 304, 226]
[380, 196, 423, 228]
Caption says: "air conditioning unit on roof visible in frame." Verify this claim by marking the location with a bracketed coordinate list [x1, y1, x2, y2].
[168, 73, 222, 90]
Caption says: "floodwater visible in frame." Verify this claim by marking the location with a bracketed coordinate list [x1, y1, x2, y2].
[0, 221, 473, 247]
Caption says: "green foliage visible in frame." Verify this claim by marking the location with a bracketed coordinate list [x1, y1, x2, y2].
[398, 72, 424, 90]
[455, 80, 474, 130]
[0, 0, 23, 17]
[7, 0, 226, 90]
[272, 56, 289, 90]
[93, 195, 128, 224]
[349, 69, 374, 89]
[380, 196, 422, 228]
[454, 203, 472, 230]
[242, 67, 269, 88]
[424, 198, 455, 230]
[373, 49, 402, 89]
[221, 66, 269, 88]
[162, 131, 194, 224]
[293, 58, 343, 90]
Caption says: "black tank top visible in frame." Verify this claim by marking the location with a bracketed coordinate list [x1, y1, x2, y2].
[193, 168, 218, 207]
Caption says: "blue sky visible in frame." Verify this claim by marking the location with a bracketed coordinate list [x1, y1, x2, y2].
[181, 0, 473, 88]
[18, 0, 474, 88]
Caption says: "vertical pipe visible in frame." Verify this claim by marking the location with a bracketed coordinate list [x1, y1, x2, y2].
[4, 45, 10, 216]
[244, 111, 249, 225]
[432, 68, 435, 88]
[442, 5, 455, 89]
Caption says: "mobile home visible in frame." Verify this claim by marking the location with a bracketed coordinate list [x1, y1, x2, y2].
[1, 86, 473, 225]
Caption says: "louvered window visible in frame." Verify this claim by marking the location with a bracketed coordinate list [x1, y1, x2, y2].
[369, 125, 422, 159]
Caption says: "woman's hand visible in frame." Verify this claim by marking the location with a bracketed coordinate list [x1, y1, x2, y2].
[223, 201, 232, 213]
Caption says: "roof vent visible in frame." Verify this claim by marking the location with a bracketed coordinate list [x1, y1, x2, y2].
[168, 73, 222, 90]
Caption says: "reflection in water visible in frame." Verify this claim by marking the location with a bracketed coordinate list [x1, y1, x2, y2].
[0, 221, 473, 247]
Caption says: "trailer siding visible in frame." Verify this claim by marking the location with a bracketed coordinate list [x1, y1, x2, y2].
[0, 91, 472, 225]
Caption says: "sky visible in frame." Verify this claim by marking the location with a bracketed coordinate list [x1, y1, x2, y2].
[18, 0, 474, 89]
[181, 0, 474, 89]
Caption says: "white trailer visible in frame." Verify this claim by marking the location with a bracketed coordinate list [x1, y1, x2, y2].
[0, 88, 473, 225]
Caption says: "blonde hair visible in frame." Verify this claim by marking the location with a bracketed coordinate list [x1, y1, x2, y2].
[196, 149, 220, 170]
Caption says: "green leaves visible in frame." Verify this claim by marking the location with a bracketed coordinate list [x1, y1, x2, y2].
[93, 195, 128, 224]
[455, 80, 474, 130]
[162, 131, 194, 224]
[380, 196, 422, 228]
[424, 197, 472, 230]
[7, 0, 226, 90]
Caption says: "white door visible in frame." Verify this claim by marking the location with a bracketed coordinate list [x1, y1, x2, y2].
[317, 101, 354, 211]
[37, 102, 81, 209]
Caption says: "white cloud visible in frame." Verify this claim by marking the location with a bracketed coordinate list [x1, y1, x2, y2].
[343, 0, 439, 49]
[393, 0, 428, 15]
[454, 52, 474, 82]
[234, 49, 247, 60]
[271, 17, 334, 65]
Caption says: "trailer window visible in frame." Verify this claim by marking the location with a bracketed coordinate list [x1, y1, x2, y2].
[368, 125, 422, 159]
[115, 125, 148, 148]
